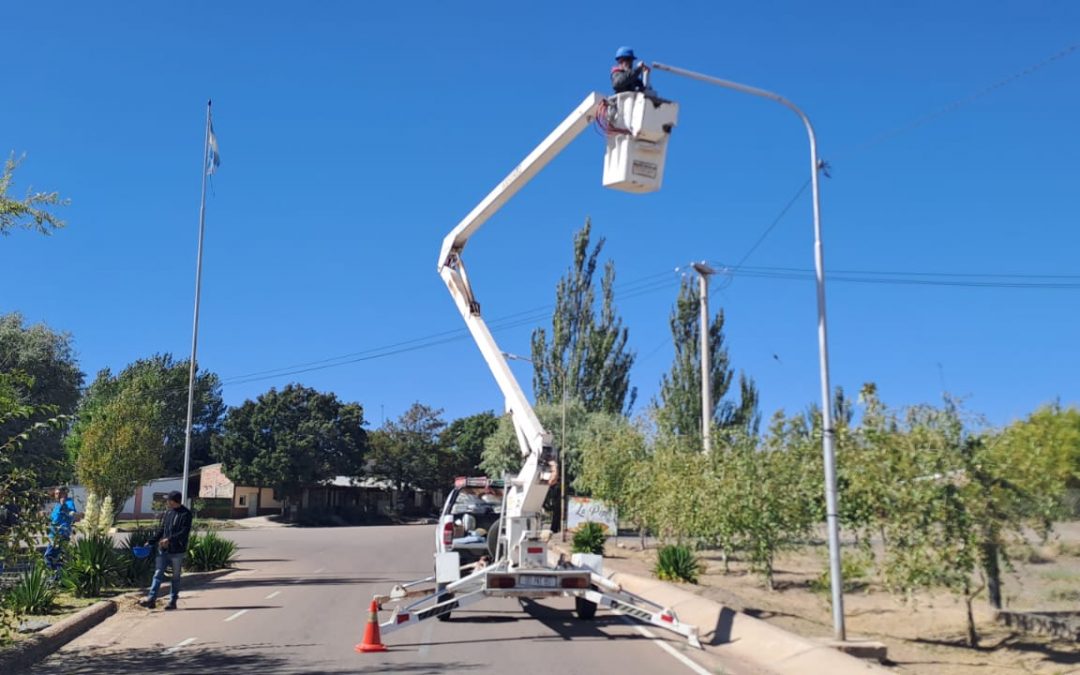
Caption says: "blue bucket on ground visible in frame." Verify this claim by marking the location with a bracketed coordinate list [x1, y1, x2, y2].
[132, 545, 152, 559]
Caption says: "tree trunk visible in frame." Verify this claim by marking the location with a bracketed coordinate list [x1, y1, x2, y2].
[964, 580, 985, 648]
[981, 539, 1003, 609]
[256, 486, 262, 516]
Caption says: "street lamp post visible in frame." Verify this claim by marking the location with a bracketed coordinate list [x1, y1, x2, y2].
[690, 262, 716, 453]
[653, 62, 846, 641]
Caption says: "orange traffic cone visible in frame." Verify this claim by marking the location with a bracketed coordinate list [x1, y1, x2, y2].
[355, 599, 388, 653]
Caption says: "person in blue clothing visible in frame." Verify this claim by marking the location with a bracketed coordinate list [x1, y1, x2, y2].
[44, 487, 76, 578]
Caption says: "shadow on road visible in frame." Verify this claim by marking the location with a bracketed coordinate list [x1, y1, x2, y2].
[25, 643, 347, 673]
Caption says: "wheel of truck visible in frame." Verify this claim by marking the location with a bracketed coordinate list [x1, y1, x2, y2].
[486, 517, 501, 560]
[575, 596, 597, 620]
[435, 582, 454, 622]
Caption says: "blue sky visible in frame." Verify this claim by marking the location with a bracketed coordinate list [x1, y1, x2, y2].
[4, 1, 1078, 430]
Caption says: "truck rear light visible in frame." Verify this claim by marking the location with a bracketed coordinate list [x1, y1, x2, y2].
[442, 521, 454, 546]
[488, 575, 516, 589]
[560, 576, 589, 589]
[526, 546, 544, 554]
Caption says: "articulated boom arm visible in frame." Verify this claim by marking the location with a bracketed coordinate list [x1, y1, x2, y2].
[438, 93, 602, 522]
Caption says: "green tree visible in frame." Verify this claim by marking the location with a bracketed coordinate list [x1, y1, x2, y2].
[68, 354, 224, 474]
[0, 313, 83, 483]
[654, 279, 759, 446]
[74, 385, 164, 509]
[439, 411, 499, 482]
[0, 372, 67, 641]
[212, 384, 368, 506]
[368, 402, 446, 494]
[0, 153, 68, 236]
[479, 400, 592, 484]
[67, 355, 224, 475]
[531, 219, 636, 415]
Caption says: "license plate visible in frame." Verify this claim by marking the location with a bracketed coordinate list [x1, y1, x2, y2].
[519, 574, 557, 588]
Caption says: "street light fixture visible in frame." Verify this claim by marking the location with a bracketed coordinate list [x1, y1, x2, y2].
[653, 62, 846, 641]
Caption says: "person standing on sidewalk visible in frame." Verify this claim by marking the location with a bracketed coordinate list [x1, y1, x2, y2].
[138, 491, 192, 610]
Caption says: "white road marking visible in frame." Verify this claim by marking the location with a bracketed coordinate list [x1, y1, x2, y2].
[623, 618, 711, 675]
[163, 637, 196, 655]
[313, 567, 325, 574]
[265, 590, 281, 600]
[291, 577, 304, 583]
[224, 609, 249, 622]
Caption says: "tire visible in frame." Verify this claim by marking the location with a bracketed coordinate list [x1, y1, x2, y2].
[575, 596, 597, 620]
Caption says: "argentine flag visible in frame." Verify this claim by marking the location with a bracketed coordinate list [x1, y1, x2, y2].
[207, 117, 222, 175]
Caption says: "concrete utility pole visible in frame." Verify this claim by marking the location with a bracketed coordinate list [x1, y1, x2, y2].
[690, 262, 715, 453]
[653, 62, 847, 641]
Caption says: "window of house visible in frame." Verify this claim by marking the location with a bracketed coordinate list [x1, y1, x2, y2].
[238, 494, 248, 507]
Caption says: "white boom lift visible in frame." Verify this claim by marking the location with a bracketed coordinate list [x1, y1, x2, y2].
[369, 90, 698, 647]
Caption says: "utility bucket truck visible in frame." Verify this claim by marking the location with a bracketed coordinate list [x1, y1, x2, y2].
[366, 90, 699, 648]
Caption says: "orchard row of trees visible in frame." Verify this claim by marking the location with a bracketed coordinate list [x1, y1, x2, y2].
[574, 384, 1080, 646]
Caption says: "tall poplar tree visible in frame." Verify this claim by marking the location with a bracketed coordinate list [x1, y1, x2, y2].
[655, 278, 759, 444]
[530, 219, 635, 415]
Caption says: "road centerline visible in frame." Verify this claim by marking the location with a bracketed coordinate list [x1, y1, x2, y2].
[265, 590, 281, 599]
[224, 609, 249, 622]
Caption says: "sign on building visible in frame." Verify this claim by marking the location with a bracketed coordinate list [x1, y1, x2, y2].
[566, 496, 618, 534]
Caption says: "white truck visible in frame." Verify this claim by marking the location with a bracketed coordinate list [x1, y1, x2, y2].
[370, 90, 699, 647]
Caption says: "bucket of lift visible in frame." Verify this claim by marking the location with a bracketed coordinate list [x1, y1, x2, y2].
[602, 92, 679, 194]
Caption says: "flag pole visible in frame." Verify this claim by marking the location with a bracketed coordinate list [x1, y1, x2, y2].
[181, 99, 212, 506]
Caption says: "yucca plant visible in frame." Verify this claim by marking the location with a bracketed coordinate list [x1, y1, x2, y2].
[185, 531, 237, 572]
[62, 533, 121, 597]
[654, 544, 700, 584]
[571, 522, 607, 556]
[5, 562, 57, 614]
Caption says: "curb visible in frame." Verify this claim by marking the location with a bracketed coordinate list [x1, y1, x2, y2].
[552, 544, 888, 675]
[0, 567, 237, 674]
[0, 600, 116, 674]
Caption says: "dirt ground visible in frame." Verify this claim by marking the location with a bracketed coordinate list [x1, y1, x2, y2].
[604, 522, 1080, 674]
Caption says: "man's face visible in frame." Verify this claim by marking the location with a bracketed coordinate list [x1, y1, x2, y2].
[167, 499, 181, 510]
[617, 57, 633, 68]
[55, 490, 66, 502]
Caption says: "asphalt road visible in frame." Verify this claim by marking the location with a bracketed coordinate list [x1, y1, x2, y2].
[25, 524, 735, 675]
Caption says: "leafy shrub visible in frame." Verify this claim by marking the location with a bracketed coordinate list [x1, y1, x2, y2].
[572, 522, 607, 555]
[62, 533, 121, 597]
[186, 531, 237, 572]
[811, 549, 872, 595]
[654, 544, 700, 584]
[5, 562, 56, 614]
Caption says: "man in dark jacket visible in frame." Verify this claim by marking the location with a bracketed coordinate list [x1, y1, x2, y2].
[611, 46, 650, 94]
[138, 491, 192, 610]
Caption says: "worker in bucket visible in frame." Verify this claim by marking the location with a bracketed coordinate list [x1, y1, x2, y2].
[611, 46, 651, 94]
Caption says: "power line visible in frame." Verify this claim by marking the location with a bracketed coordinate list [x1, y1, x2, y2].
[834, 42, 1080, 162]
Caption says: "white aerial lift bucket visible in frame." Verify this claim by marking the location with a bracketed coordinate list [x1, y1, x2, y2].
[602, 91, 679, 193]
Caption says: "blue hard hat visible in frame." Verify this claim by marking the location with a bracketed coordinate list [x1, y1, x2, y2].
[615, 46, 635, 60]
